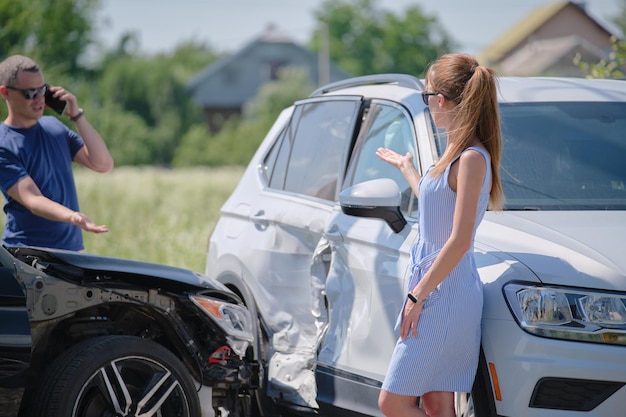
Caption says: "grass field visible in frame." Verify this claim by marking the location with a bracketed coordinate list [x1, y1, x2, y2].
[71, 166, 244, 273]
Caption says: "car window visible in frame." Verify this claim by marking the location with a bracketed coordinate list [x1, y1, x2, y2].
[500, 102, 626, 210]
[264, 99, 360, 200]
[344, 102, 418, 216]
[265, 107, 303, 189]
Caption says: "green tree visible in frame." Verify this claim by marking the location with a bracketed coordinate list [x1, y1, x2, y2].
[576, 0, 626, 79]
[311, 0, 455, 77]
[89, 102, 156, 166]
[575, 36, 626, 78]
[95, 42, 218, 165]
[0, 0, 100, 76]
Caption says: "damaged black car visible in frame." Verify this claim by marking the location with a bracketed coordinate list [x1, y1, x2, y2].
[0, 244, 259, 417]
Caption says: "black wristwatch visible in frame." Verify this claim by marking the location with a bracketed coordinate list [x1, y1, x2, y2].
[407, 293, 425, 305]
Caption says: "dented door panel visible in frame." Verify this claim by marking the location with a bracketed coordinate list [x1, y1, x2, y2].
[319, 212, 418, 380]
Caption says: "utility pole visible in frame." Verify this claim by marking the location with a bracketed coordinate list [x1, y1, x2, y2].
[318, 22, 330, 87]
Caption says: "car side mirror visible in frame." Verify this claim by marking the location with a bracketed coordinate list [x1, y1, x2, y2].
[339, 178, 407, 233]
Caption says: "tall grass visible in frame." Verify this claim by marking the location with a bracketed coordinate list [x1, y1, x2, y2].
[74, 166, 244, 272]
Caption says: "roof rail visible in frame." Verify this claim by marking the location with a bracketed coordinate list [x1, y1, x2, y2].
[310, 74, 424, 97]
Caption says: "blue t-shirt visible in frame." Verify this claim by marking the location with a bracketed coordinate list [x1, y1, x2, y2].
[0, 116, 85, 250]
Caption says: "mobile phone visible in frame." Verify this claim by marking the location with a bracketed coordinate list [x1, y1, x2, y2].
[45, 89, 66, 115]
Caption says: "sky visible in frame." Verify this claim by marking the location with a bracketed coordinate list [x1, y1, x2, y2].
[97, 0, 622, 56]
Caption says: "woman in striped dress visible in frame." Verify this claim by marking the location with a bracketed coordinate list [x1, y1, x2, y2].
[376, 53, 504, 417]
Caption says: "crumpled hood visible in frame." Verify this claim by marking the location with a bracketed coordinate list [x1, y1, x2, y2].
[9, 246, 232, 294]
[477, 211, 626, 290]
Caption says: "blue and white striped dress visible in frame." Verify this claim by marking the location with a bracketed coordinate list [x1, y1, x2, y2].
[381, 146, 491, 396]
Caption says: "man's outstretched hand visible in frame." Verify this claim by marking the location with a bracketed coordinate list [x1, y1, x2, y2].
[70, 211, 109, 233]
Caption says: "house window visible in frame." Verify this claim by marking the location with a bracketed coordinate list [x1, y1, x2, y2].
[268, 60, 286, 81]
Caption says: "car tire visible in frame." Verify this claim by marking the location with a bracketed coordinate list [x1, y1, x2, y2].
[471, 349, 498, 417]
[27, 335, 201, 417]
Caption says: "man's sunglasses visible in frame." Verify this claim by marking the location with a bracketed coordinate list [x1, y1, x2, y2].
[6, 83, 49, 100]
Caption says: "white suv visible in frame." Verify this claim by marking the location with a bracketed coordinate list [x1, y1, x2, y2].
[206, 75, 626, 417]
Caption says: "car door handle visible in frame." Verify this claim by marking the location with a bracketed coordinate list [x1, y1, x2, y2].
[251, 210, 269, 229]
[324, 225, 343, 242]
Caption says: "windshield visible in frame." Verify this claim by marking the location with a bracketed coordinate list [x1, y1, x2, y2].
[500, 102, 626, 210]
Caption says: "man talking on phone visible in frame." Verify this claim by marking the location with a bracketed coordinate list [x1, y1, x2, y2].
[0, 55, 114, 251]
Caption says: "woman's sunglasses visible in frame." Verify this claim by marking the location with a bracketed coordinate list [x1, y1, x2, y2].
[6, 83, 49, 100]
[421, 91, 440, 106]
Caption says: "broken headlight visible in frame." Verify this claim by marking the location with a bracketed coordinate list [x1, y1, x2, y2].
[190, 295, 254, 356]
